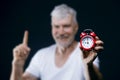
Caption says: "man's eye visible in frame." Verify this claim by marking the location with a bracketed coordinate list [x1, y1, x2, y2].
[54, 25, 59, 28]
[64, 25, 70, 28]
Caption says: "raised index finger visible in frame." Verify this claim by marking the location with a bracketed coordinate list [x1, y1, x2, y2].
[23, 30, 29, 45]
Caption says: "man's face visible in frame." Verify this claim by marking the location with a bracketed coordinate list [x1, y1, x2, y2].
[51, 15, 78, 48]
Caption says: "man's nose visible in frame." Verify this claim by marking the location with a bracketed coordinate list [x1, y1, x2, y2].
[59, 27, 65, 34]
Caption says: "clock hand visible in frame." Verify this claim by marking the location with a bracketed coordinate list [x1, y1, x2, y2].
[87, 38, 89, 44]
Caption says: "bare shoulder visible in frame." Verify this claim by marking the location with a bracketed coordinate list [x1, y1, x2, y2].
[22, 72, 39, 80]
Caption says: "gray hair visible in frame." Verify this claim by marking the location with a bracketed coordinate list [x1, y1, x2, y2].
[50, 4, 78, 24]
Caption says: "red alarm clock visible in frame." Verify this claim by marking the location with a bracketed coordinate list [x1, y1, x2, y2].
[80, 29, 96, 51]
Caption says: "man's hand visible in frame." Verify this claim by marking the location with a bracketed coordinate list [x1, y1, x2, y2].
[12, 31, 31, 66]
[81, 36, 104, 64]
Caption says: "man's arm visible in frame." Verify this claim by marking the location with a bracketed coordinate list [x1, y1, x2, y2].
[10, 31, 38, 80]
[10, 60, 38, 80]
[83, 61, 103, 80]
[82, 36, 104, 80]
[87, 64, 103, 80]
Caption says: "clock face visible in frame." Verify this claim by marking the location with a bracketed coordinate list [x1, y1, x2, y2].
[81, 36, 94, 50]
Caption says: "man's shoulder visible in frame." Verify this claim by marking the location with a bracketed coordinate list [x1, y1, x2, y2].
[30, 44, 56, 64]
[39, 44, 56, 51]
[35, 44, 56, 55]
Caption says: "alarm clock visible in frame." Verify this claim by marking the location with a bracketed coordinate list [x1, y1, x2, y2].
[80, 29, 96, 51]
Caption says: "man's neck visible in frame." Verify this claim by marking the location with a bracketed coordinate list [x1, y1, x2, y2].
[56, 41, 78, 55]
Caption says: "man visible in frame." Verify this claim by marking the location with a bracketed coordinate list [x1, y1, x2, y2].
[10, 4, 104, 80]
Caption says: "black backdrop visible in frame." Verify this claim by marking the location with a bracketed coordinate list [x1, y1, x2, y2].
[0, 0, 120, 80]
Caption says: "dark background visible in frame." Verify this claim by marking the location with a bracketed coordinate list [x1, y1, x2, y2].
[0, 0, 120, 80]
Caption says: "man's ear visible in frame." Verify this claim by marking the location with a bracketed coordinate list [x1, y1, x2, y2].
[74, 23, 79, 34]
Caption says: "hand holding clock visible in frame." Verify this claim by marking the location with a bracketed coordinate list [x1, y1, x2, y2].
[80, 29, 104, 64]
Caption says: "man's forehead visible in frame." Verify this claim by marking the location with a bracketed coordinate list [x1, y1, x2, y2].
[51, 15, 73, 23]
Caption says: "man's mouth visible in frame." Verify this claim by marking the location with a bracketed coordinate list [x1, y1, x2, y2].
[56, 35, 69, 39]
